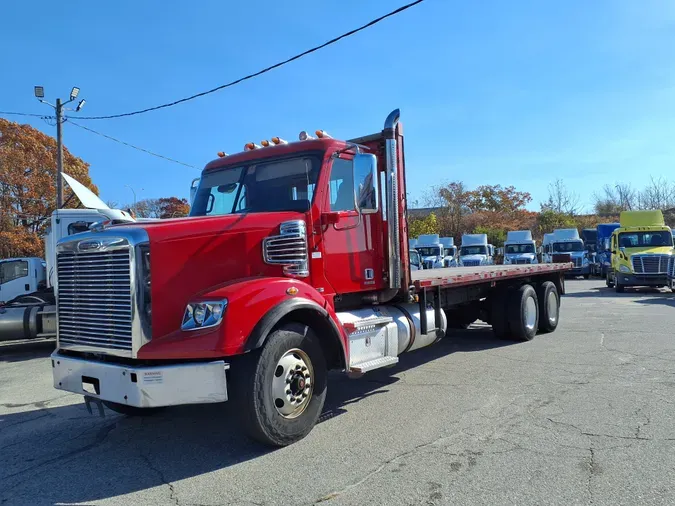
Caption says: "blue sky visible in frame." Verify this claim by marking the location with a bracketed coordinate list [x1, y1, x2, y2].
[2, 0, 674, 211]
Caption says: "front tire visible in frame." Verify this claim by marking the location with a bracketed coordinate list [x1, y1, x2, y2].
[233, 323, 327, 447]
[508, 284, 539, 341]
[615, 273, 625, 293]
[537, 281, 559, 333]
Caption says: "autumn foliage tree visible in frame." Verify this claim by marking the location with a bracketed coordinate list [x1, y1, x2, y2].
[131, 197, 190, 219]
[0, 118, 98, 259]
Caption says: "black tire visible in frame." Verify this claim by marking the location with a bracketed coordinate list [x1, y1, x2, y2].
[490, 292, 510, 339]
[606, 271, 615, 288]
[507, 284, 539, 341]
[232, 323, 327, 447]
[537, 281, 559, 334]
[615, 274, 625, 293]
[102, 401, 163, 416]
[583, 274, 590, 280]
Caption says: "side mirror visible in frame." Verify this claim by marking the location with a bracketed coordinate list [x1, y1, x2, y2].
[190, 177, 200, 204]
[612, 250, 617, 255]
[353, 153, 378, 214]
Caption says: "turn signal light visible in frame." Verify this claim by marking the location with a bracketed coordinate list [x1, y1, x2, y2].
[299, 131, 315, 141]
[244, 142, 261, 151]
[271, 137, 288, 145]
[315, 130, 332, 139]
[217, 151, 228, 158]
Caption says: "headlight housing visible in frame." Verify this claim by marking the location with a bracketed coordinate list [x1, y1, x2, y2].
[619, 265, 631, 273]
[582, 257, 589, 265]
[182, 300, 228, 331]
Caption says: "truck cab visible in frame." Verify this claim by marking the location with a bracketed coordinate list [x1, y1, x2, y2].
[417, 234, 444, 269]
[0, 257, 46, 304]
[607, 210, 673, 292]
[503, 230, 537, 265]
[440, 237, 457, 267]
[550, 228, 589, 278]
[596, 223, 620, 279]
[458, 234, 493, 267]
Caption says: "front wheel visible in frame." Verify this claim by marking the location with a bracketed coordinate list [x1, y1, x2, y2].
[233, 323, 327, 447]
[583, 273, 590, 280]
[614, 273, 625, 293]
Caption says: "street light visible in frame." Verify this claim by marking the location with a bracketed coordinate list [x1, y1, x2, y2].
[35, 85, 87, 209]
[124, 185, 144, 207]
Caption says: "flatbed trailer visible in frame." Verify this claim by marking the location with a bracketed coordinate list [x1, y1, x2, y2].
[412, 263, 571, 288]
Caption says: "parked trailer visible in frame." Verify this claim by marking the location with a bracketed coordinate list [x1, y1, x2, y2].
[50, 109, 570, 447]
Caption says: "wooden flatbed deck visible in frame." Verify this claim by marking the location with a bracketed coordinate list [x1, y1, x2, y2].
[411, 263, 572, 290]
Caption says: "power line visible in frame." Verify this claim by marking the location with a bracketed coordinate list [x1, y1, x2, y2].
[67, 121, 199, 169]
[75, 0, 426, 120]
[0, 111, 53, 119]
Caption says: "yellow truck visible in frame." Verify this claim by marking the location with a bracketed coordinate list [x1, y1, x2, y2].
[607, 210, 674, 292]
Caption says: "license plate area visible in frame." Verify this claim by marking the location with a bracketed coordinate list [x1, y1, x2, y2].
[82, 376, 100, 395]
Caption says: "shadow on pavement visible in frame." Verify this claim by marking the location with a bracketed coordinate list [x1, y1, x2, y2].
[0, 326, 511, 505]
[0, 340, 55, 363]
[564, 285, 673, 298]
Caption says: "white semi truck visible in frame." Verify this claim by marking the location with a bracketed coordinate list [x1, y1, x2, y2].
[503, 230, 538, 265]
[416, 234, 445, 269]
[458, 233, 494, 267]
[0, 174, 137, 342]
[544, 228, 590, 278]
[440, 237, 458, 267]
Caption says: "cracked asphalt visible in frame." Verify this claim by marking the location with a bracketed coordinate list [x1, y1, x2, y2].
[1, 280, 674, 506]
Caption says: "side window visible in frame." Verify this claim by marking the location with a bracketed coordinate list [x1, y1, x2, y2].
[0, 260, 29, 284]
[68, 221, 94, 235]
[329, 158, 355, 212]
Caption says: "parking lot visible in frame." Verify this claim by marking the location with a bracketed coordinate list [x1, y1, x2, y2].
[1, 279, 674, 506]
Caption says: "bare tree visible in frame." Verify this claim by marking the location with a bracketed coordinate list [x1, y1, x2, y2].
[593, 183, 636, 215]
[542, 179, 580, 215]
[636, 176, 675, 210]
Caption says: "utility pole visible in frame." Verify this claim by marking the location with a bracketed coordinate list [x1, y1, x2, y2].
[34, 86, 86, 209]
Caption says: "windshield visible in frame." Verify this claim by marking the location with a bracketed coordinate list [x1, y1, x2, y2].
[461, 246, 487, 256]
[505, 244, 535, 254]
[410, 251, 420, 264]
[190, 155, 320, 216]
[553, 241, 584, 252]
[618, 231, 673, 248]
[417, 247, 440, 257]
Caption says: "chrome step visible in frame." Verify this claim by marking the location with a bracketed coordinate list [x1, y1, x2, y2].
[349, 356, 399, 373]
[342, 316, 393, 334]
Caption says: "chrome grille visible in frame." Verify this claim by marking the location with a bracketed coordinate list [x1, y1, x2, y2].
[515, 258, 531, 265]
[573, 257, 582, 267]
[57, 248, 133, 352]
[631, 254, 669, 274]
[461, 259, 480, 267]
[263, 220, 309, 277]
[669, 256, 675, 277]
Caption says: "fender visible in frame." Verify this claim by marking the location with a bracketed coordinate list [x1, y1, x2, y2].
[138, 277, 347, 363]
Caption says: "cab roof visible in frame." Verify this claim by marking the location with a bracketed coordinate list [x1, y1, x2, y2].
[203, 138, 349, 173]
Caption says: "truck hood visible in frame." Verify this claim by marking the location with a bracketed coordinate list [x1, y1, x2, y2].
[460, 254, 487, 262]
[124, 212, 305, 339]
[626, 247, 673, 256]
[505, 253, 536, 260]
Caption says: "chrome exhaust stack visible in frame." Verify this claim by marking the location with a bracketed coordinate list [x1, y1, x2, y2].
[384, 109, 401, 291]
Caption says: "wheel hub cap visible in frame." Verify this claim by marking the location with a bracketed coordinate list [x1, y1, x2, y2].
[525, 296, 537, 331]
[547, 291, 558, 325]
[272, 348, 313, 419]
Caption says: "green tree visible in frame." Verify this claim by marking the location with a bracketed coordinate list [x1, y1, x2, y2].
[408, 213, 439, 238]
[473, 226, 507, 248]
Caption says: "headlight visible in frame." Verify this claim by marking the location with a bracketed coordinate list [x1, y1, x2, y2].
[182, 299, 228, 331]
[619, 265, 631, 273]
[582, 257, 589, 265]
[603, 261, 610, 266]
[504, 257, 511, 264]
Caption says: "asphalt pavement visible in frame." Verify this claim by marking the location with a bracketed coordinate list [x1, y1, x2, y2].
[1, 280, 674, 506]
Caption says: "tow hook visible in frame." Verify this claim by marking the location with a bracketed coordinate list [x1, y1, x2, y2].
[84, 395, 105, 417]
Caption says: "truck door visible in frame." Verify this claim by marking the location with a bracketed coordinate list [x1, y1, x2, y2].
[0, 259, 31, 303]
[320, 155, 385, 295]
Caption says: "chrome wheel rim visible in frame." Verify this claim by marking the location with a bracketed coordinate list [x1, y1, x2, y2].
[272, 348, 313, 419]
[547, 291, 558, 325]
[525, 296, 537, 331]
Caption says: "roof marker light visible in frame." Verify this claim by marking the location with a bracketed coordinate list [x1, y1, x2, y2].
[217, 152, 228, 158]
[261, 140, 271, 147]
[271, 137, 288, 145]
[315, 130, 332, 139]
[299, 131, 315, 141]
[244, 142, 261, 151]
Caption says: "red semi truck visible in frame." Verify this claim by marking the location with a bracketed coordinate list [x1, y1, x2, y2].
[51, 110, 569, 446]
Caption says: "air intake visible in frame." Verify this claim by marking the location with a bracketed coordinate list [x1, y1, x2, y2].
[263, 220, 309, 277]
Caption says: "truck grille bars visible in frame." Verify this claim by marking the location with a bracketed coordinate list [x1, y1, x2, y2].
[631, 254, 670, 274]
[57, 248, 134, 353]
[263, 220, 310, 277]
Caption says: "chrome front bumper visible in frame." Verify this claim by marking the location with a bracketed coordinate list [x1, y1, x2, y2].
[52, 352, 229, 408]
